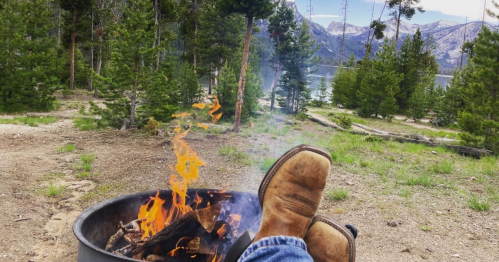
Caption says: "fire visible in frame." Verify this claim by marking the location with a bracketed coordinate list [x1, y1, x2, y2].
[136, 97, 237, 262]
[197, 123, 209, 130]
[193, 103, 206, 110]
[208, 96, 222, 123]
[137, 191, 166, 239]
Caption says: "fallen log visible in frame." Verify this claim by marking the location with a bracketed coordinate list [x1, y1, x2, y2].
[132, 203, 222, 260]
[307, 115, 493, 158]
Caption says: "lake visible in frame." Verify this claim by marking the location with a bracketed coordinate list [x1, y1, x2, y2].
[261, 63, 454, 97]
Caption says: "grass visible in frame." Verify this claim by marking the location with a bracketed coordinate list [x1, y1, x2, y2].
[57, 143, 76, 154]
[259, 158, 276, 172]
[431, 160, 455, 174]
[74, 117, 99, 131]
[406, 174, 433, 187]
[327, 188, 349, 201]
[399, 188, 413, 198]
[74, 153, 95, 177]
[37, 184, 66, 197]
[0, 116, 57, 127]
[468, 195, 490, 212]
[218, 146, 251, 165]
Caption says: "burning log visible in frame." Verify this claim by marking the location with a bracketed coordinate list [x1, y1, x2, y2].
[145, 254, 208, 262]
[131, 203, 222, 260]
[105, 220, 142, 251]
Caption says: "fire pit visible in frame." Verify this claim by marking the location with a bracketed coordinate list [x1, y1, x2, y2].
[73, 189, 261, 262]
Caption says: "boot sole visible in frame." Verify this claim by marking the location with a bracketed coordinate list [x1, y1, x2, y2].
[311, 215, 356, 262]
[258, 144, 332, 207]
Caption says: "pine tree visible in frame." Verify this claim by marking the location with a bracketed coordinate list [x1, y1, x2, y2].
[197, 0, 245, 94]
[97, 0, 160, 127]
[58, 0, 95, 90]
[437, 68, 465, 126]
[314, 78, 329, 107]
[268, 0, 297, 111]
[0, 0, 58, 112]
[458, 26, 499, 152]
[357, 40, 402, 119]
[331, 53, 357, 108]
[178, 63, 203, 106]
[217, 0, 276, 131]
[388, 0, 424, 53]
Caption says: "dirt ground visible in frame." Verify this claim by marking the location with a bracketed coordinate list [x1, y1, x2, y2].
[0, 98, 498, 262]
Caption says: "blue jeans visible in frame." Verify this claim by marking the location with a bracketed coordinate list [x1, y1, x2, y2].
[238, 236, 313, 262]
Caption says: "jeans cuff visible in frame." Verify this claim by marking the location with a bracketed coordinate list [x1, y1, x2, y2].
[239, 236, 307, 261]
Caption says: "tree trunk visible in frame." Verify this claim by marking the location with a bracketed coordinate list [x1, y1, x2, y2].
[151, 0, 158, 73]
[270, 62, 280, 111]
[57, 7, 61, 46]
[394, 9, 402, 54]
[88, 9, 94, 92]
[208, 75, 212, 95]
[156, 12, 161, 71]
[233, 16, 254, 132]
[131, 56, 139, 125]
[69, 9, 77, 90]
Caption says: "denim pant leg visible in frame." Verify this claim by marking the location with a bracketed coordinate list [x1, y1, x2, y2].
[238, 236, 313, 262]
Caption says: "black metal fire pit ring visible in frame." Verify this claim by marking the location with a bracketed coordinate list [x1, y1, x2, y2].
[73, 189, 261, 262]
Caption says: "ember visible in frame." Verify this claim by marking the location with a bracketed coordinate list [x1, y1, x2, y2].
[102, 97, 249, 262]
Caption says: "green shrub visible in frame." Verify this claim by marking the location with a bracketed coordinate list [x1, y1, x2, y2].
[259, 158, 276, 172]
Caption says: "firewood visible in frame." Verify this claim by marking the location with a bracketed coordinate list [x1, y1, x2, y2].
[185, 222, 231, 255]
[132, 203, 221, 260]
[105, 220, 142, 251]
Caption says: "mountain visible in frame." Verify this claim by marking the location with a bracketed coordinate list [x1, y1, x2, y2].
[326, 19, 497, 68]
[256, 1, 366, 62]
[256, 1, 496, 69]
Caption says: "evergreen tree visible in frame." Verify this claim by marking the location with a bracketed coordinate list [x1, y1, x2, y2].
[58, 0, 95, 90]
[197, 0, 245, 94]
[437, 68, 465, 126]
[314, 78, 328, 107]
[357, 41, 402, 119]
[268, 0, 297, 111]
[0, 0, 58, 112]
[388, 0, 424, 53]
[178, 63, 203, 106]
[97, 0, 160, 127]
[217, 0, 276, 131]
[331, 53, 357, 108]
[458, 27, 499, 152]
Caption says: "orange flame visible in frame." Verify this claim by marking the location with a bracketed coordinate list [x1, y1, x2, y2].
[193, 103, 206, 110]
[208, 96, 222, 123]
[137, 191, 167, 239]
[197, 123, 209, 130]
[172, 112, 191, 119]
[217, 224, 228, 239]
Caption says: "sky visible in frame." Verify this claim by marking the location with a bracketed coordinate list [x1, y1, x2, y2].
[291, 0, 494, 28]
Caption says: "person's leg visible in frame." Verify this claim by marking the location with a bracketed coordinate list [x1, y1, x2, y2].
[239, 236, 312, 262]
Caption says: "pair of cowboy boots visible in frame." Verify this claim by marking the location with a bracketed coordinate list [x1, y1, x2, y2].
[225, 145, 356, 262]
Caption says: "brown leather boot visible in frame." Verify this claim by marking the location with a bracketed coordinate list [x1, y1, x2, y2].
[304, 215, 356, 262]
[253, 144, 332, 241]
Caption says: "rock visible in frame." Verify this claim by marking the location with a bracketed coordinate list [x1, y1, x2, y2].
[426, 247, 435, 252]
[387, 221, 398, 227]
[432, 151, 437, 154]
[436, 211, 443, 215]
[451, 253, 460, 258]
[471, 177, 477, 181]
[401, 248, 411, 253]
